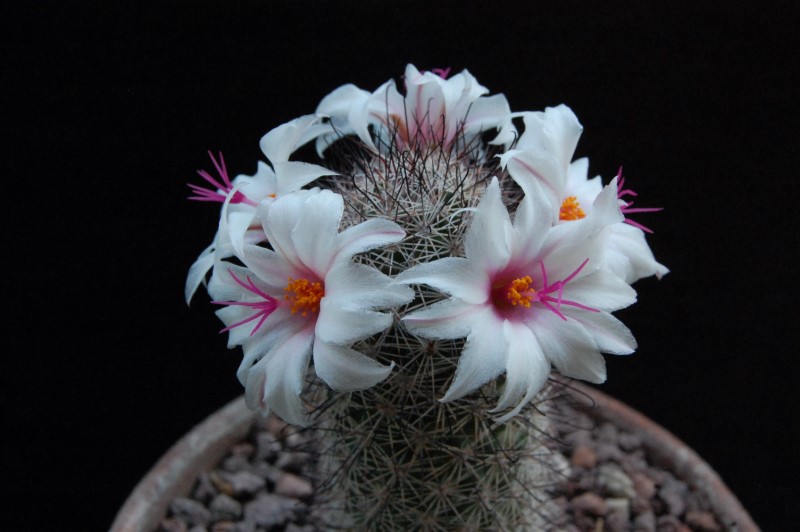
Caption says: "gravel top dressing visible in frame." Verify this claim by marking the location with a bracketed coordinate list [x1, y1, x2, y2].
[155, 390, 728, 532]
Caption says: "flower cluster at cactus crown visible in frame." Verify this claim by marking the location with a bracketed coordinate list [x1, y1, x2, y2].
[187, 64, 667, 425]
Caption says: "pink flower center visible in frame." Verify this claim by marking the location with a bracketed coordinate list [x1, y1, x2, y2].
[284, 277, 324, 316]
[213, 270, 278, 336]
[491, 260, 599, 320]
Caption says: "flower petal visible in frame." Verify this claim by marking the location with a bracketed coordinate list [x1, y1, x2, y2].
[316, 298, 394, 345]
[464, 177, 512, 273]
[516, 105, 583, 169]
[239, 245, 292, 293]
[501, 146, 564, 207]
[291, 189, 344, 276]
[259, 190, 315, 272]
[440, 308, 507, 402]
[233, 307, 300, 381]
[324, 263, 413, 309]
[606, 223, 670, 283]
[185, 244, 214, 304]
[272, 161, 337, 193]
[491, 321, 550, 422]
[510, 191, 552, 267]
[563, 309, 637, 355]
[463, 94, 515, 146]
[260, 115, 324, 164]
[315, 84, 374, 153]
[402, 298, 482, 340]
[534, 312, 606, 383]
[243, 324, 314, 426]
[334, 217, 406, 266]
[394, 257, 488, 304]
[560, 267, 637, 312]
[312, 339, 393, 392]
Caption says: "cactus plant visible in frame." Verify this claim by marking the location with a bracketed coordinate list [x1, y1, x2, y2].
[186, 64, 666, 530]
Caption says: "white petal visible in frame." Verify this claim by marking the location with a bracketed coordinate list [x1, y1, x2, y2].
[561, 267, 637, 312]
[244, 325, 314, 426]
[491, 321, 550, 422]
[510, 191, 552, 266]
[315, 84, 374, 151]
[463, 94, 513, 141]
[272, 161, 336, 193]
[402, 298, 482, 340]
[225, 210, 257, 260]
[312, 339, 393, 392]
[240, 245, 292, 292]
[441, 308, 508, 402]
[260, 115, 322, 164]
[234, 308, 300, 381]
[334, 217, 406, 266]
[325, 263, 413, 309]
[464, 177, 512, 273]
[517, 105, 583, 169]
[185, 244, 214, 304]
[394, 257, 488, 304]
[316, 298, 393, 345]
[291, 190, 344, 276]
[502, 147, 564, 206]
[534, 312, 606, 383]
[607, 223, 670, 283]
[563, 309, 637, 355]
[208, 262, 266, 302]
[260, 190, 314, 271]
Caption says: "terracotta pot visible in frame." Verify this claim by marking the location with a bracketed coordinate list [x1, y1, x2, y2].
[111, 386, 758, 531]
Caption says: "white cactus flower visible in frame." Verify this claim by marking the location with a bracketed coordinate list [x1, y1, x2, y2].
[208, 188, 413, 425]
[396, 178, 637, 421]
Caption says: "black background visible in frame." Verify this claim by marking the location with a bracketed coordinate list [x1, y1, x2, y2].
[6, 1, 798, 530]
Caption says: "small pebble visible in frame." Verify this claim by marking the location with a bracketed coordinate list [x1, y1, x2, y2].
[595, 442, 624, 462]
[633, 472, 657, 499]
[192, 473, 218, 503]
[685, 510, 721, 531]
[618, 431, 642, 452]
[255, 431, 282, 462]
[274, 451, 310, 472]
[606, 497, 631, 532]
[274, 472, 314, 499]
[571, 492, 608, 516]
[633, 511, 656, 532]
[209, 493, 242, 521]
[658, 479, 688, 517]
[219, 470, 266, 496]
[169, 497, 211, 526]
[243, 493, 301, 527]
[596, 422, 619, 443]
[598, 463, 635, 498]
[571, 444, 597, 468]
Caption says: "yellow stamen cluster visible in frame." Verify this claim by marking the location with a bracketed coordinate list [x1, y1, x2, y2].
[559, 196, 586, 221]
[506, 276, 535, 308]
[284, 277, 324, 316]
